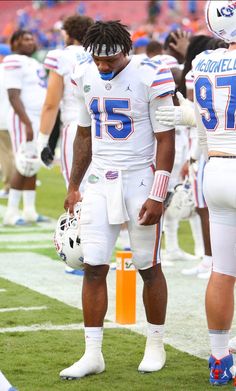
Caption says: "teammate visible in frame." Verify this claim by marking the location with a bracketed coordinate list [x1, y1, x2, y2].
[3, 30, 47, 225]
[149, 34, 204, 263]
[38, 15, 94, 188]
[157, 0, 236, 385]
[60, 20, 175, 379]
[0, 44, 14, 199]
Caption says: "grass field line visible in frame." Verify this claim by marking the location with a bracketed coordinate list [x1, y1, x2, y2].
[0, 289, 6, 292]
[0, 244, 53, 250]
[0, 228, 54, 234]
[0, 305, 48, 313]
[0, 234, 53, 242]
[0, 321, 123, 333]
[0, 251, 212, 360]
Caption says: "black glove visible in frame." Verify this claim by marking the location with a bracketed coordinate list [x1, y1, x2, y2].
[41, 146, 54, 167]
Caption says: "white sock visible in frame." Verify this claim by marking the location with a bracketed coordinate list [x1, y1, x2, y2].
[147, 322, 164, 338]
[189, 214, 204, 257]
[85, 327, 103, 355]
[23, 190, 37, 214]
[209, 330, 230, 359]
[7, 189, 22, 210]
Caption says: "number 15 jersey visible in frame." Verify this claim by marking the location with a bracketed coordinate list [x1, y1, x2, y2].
[72, 55, 175, 170]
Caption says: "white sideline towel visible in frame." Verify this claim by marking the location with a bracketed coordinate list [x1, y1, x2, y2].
[104, 170, 129, 225]
[0, 371, 17, 391]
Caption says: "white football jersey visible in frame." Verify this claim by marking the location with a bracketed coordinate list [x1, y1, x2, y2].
[192, 48, 236, 155]
[72, 55, 175, 170]
[185, 69, 194, 90]
[152, 54, 180, 69]
[44, 45, 91, 126]
[3, 54, 47, 116]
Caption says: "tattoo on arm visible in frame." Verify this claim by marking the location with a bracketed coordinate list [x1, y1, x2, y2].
[68, 126, 92, 192]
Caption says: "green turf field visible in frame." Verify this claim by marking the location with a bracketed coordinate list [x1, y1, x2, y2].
[0, 166, 234, 390]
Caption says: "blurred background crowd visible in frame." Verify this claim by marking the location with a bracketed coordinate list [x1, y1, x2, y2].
[0, 0, 206, 60]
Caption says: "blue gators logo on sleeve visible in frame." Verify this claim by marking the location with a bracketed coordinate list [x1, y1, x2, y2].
[140, 57, 159, 69]
[76, 52, 93, 65]
[37, 68, 47, 88]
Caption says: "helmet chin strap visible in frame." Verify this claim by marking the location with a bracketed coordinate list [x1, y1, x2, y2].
[99, 71, 115, 80]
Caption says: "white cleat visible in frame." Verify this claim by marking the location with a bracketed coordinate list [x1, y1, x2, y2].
[182, 262, 211, 276]
[23, 211, 49, 223]
[60, 353, 105, 380]
[138, 344, 166, 373]
[3, 211, 26, 226]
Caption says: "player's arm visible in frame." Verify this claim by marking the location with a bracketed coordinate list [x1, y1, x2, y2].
[139, 95, 175, 226]
[8, 89, 34, 141]
[64, 76, 92, 214]
[64, 125, 92, 214]
[155, 91, 196, 127]
[38, 71, 63, 160]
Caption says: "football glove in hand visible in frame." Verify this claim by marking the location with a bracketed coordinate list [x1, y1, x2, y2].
[155, 91, 196, 127]
[41, 146, 54, 168]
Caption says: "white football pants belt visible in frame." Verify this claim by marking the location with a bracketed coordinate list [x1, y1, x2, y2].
[104, 169, 129, 225]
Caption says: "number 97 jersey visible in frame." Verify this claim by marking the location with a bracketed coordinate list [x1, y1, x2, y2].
[71, 56, 175, 171]
[193, 48, 236, 155]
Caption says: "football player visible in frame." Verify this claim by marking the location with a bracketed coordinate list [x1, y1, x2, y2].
[60, 20, 175, 379]
[157, 0, 236, 385]
[3, 30, 47, 225]
[38, 15, 94, 188]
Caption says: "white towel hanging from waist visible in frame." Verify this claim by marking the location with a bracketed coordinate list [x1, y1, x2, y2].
[104, 170, 129, 225]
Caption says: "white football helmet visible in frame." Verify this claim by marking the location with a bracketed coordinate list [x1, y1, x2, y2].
[205, 1, 236, 43]
[167, 179, 195, 220]
[15, 141, 41, 177]
[54, 203, 84, 270]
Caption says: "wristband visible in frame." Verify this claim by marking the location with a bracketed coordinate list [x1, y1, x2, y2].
[149, 170, 170, 202]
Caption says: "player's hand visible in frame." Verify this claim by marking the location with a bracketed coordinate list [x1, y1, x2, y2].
[138, 198, 163, 226]
[25, 124, 34, 141]
[180, 160, 189, 179]
[40, 146, 54, 168]
[37, 132, 51, 167]
[155, 91, 196, 127]
[169, 29, 191, 58]
[64, 190, 82, 215]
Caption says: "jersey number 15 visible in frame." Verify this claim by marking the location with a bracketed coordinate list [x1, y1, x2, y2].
[90, 98, 134, 139]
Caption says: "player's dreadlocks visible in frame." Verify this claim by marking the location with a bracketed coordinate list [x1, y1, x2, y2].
[83, 20, 132, 56]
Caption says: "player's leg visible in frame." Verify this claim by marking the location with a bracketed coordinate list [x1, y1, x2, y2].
[206, 222, 235, 385]
[203, 158, 236, 385]
[0, 130, 15, 197]
[138, 262, 167, 372]
[182, 156, 212, 277]
[126, 167, 166, 372]
[4, 111, 26, 225]
[22, 115, 48, 223]
[163, 206, 198, 262]
[189, 212, 204, 258]
[60, 171, 120, 379]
